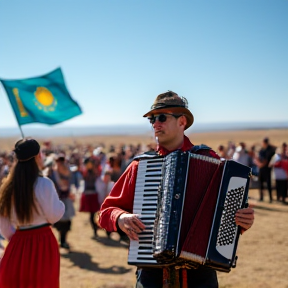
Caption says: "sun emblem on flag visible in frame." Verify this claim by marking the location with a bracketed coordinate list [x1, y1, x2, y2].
[34, 87, 57, 112]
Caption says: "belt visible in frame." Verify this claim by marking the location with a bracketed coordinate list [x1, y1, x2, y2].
[17, 223, 51, 231]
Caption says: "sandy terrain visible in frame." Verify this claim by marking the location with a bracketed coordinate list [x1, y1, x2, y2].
[1, 127, 287, 152]
[1, 128, 288, 287]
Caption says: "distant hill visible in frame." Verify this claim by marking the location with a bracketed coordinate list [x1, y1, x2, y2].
[0, 121, 287, 138]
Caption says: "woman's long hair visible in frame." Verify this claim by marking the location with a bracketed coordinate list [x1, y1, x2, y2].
[0, 157, 40, 223]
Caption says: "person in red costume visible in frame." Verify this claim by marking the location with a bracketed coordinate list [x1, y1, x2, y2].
[0, 138, 64, 288]
[99, 91, 254, 288]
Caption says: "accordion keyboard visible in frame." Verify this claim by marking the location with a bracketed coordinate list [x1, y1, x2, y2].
[128, 157, 164, 265]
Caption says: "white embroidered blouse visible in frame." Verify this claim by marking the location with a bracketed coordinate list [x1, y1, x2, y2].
[0, 176, 65, 240]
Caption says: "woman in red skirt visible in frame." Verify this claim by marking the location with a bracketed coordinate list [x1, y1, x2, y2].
[79, 156, 101, 237]
[0, 138, 65, 288]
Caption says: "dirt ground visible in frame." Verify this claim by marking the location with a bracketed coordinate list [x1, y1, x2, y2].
[1, 129, 288, 287]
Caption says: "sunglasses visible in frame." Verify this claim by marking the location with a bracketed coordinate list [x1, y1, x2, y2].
[148, 113, 182, 124]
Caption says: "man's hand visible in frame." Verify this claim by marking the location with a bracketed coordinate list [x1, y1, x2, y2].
[117, 213, 145, 240]
[235, 206, 254, 233]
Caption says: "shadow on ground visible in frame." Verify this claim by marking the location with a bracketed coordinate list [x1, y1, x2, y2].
[253, 204, 288, 213]
[249, 196, 288, 213]
[61, 251, 132, 274]
[92, 235, 130, 248]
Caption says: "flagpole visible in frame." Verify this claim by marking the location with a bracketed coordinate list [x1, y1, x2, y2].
[17, 123, 25, 139]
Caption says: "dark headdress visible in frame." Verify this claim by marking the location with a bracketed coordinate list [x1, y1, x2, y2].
[13, 138, 40, 162]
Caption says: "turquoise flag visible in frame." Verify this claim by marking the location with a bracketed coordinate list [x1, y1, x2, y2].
[0, 68, 82, 126]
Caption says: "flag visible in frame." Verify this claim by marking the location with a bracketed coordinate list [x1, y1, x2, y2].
[0, 68, 82, 126]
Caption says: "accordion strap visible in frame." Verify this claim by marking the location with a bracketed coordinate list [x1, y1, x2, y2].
[133, 150, 159, 161]
[134, 144, 212, 161]
[190, 144, 212, 153]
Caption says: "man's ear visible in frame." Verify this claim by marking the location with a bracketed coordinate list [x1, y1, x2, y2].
[179, 115, 187, 129]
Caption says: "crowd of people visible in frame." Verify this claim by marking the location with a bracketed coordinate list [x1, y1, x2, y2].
[217, 138, 288, 204]
[0, 104, 286, 287]
[0, 134, 286, 252]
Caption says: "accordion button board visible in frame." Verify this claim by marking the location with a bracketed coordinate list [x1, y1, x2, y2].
[215, 177, 247, 258]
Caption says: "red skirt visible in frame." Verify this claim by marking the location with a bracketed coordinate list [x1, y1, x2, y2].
[79, 193, 100, 213]
[0, 225, 60, 288]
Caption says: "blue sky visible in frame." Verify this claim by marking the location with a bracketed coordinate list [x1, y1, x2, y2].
[0, 0, 287, 130]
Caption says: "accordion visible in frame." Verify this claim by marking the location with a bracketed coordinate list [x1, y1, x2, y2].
[128, 150, 251, 272]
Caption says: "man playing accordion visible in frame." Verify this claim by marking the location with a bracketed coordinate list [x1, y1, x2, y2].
[99, 91, 254, 288]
